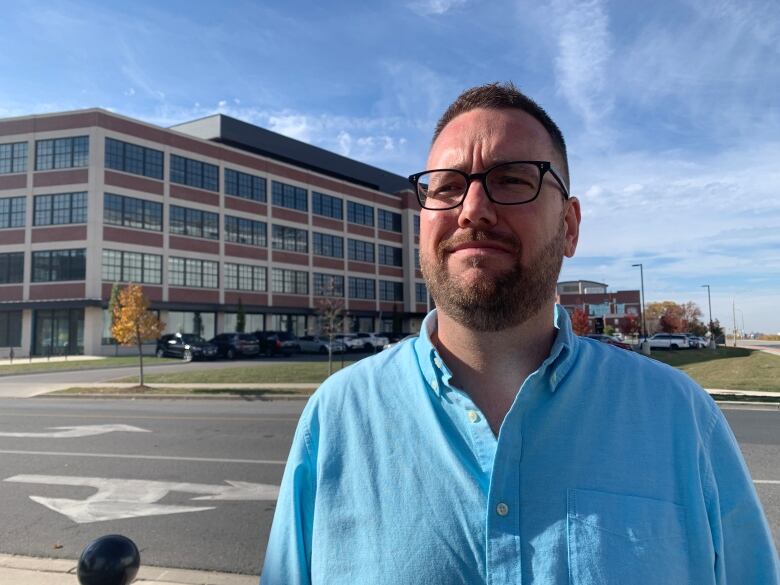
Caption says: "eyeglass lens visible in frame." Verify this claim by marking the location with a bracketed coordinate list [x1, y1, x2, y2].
[418, 162, 542, 208]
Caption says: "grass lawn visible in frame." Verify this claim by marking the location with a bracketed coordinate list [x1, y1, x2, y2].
[649, 347, 780, 392]
[0, 356, 173, 376]
[114, 358, 361, 385]
[55, 386, 313, 397]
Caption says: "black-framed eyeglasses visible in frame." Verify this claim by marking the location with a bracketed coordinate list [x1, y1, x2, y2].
[408, 160, 569, 210]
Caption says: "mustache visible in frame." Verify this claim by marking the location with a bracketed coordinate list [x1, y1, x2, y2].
[437, 230, 521, 256]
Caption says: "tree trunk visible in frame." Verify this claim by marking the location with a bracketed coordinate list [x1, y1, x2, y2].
[137, 324, 144, 387]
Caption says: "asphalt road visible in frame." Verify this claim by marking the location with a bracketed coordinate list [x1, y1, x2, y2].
[0, 399, 776, 577]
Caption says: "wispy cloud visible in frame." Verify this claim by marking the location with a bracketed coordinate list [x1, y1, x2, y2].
[550, 0, 614, 138]
[407, 0, 468, 16]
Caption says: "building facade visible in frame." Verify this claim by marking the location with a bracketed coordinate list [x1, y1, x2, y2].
[556, 280, 641, 334]
[0, 109, 430, 357]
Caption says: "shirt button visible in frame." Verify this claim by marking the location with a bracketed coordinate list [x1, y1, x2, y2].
[496, 502, 509, 516]
[430, 379, 438, 390]
[434, 357, 443, 368]
[467, 410, 479, 423]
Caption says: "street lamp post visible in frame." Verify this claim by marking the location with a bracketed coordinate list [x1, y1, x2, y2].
[702, 284, 714, 348]
[632, 263, 646, 339]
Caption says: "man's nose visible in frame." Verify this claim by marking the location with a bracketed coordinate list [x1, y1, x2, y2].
[457, 177, 497, 228]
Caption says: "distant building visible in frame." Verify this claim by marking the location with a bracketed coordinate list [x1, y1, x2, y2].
[0, 108, 428, 358]
[557, 280, 641, 334]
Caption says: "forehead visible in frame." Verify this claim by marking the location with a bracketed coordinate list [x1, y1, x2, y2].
[428, 107, 556, 169]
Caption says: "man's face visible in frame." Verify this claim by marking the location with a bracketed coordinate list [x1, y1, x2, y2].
[420, 107, 580, 331]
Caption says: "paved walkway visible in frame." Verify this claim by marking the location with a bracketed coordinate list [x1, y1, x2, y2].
[0, 553, 257, 584]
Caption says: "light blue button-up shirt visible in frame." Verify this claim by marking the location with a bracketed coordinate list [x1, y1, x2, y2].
[262, 307, 779, 584]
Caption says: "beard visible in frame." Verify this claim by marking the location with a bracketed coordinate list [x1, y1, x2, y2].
[421, 222, 566, 332]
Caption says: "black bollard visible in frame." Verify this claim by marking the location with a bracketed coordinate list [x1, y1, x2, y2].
[77, 534, 140, 585]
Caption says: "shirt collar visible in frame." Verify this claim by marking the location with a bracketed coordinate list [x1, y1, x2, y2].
[414, 305, 579, 398]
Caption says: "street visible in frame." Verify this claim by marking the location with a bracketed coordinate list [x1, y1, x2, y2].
[0, 398, 777, 578]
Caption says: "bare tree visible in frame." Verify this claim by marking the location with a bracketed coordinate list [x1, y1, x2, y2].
[314, 276, 345, 376]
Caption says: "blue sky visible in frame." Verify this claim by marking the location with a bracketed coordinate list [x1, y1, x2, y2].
[2, 0, 778, 333]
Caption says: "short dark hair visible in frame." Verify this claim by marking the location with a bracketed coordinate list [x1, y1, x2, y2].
[433, 82, 569, 188]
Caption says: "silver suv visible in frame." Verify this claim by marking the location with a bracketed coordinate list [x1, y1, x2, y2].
[648, 333, 690, 349]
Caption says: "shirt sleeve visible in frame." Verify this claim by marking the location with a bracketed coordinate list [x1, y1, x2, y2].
[260, 406, 317, 585]
[704, 410, 780, 584]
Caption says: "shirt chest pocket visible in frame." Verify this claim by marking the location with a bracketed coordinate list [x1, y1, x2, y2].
[567, 488, 690, 585]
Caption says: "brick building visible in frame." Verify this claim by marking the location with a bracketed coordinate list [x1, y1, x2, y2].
[556, 280, 641, 334]
[0, 109, 430, 357]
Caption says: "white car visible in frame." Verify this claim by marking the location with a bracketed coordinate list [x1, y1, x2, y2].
[297, 335, 346, 354]
[648, 333, 690, 349]
[341, 333, 389, 351]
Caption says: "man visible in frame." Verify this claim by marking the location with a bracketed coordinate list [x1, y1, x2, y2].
[261, 83, 779, 584]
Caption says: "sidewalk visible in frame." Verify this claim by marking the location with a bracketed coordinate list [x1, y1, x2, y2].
[0, 553, 257, 584]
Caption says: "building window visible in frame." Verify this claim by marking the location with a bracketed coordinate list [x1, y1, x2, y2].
[169, 205, 219, 240]
[170, 154, 219, 192]
[224, 263, 267, 292]
[0, 142, 28, 174]
[168, 257, 218, 288]
[413, 214, 420, 236]
[415, 282, 427, 304]
[0, 252, 24, 284]
[312, 232, 343, 258]
[378, 209, 402, 232]
[105, 137, 164, 180]
[103, 193, 162, 231]
[35, 136, 89, 170]
[33, 192, 87, 226]
[349, 276, 375, 300]
[348, 238, 374, 263]
[588, 302, 610, 317]
[272, 224, 308, 253]
[225, 168, 266, 202]
[271, 181, 308, 212]
[312, 192, 343, 219]
[379, 280, 403, 302]
[378, 244, 403, 267]
[0, 196, 25, 229]
[225, 215, 267, 247]
[414, 249, 420, 270]
[347, 201, 374, 226]
[313, 273, 344, 296]
[101, 249, 162, 284]
[271, 268, 308, 295]
[31, 249, 86, 282]
[0, 310, 22, 346]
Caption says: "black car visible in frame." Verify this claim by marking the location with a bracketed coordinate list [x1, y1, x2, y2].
[155, 333, 217, 362]
[208, 333, 260, 359]
[254, 331, 299, 357]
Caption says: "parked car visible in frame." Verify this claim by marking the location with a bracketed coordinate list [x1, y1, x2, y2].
[648, 333, 691, 349]
[343, 332, 389, 352]
[383, 333, 418, 351]
[585, 333, 633, 351]
[254, 331, 300, 357]
[208, 332, 260, 359]
[155, 333, 217, 362]
[297, 335, 347, 354]
[684, 335, 704, 348]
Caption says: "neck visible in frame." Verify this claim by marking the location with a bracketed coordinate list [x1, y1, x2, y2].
[433, 301, 558, 433]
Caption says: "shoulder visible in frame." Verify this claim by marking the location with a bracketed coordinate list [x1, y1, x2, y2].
[571, 337, 719, 421]
[301, 336, 422, 420]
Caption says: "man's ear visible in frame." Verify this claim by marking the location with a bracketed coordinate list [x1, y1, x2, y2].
[563, 196, 581, 258]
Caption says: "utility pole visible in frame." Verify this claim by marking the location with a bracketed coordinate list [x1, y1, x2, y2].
[732, 298, 737, 347]
[702, 284, 714, 349]
[632, 263, 646, 339]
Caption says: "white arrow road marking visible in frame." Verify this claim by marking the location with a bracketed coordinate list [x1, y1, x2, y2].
[0, 424, 150, 438]
[4, 475, 279, 524]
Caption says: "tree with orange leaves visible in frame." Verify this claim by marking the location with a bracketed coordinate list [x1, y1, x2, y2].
[111, 284, 165, 387]
[571, 308, 591, 336]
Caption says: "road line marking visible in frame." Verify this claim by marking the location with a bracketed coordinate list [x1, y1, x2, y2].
[0, 413, 301, 422]
[0, 449, 285, 465]
[754, 480, 780, 484]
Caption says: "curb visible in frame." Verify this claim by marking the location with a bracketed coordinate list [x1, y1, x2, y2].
[0, 553, 257, 585]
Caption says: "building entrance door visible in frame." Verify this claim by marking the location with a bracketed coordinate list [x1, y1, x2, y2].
[32, 309, 84, 356]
